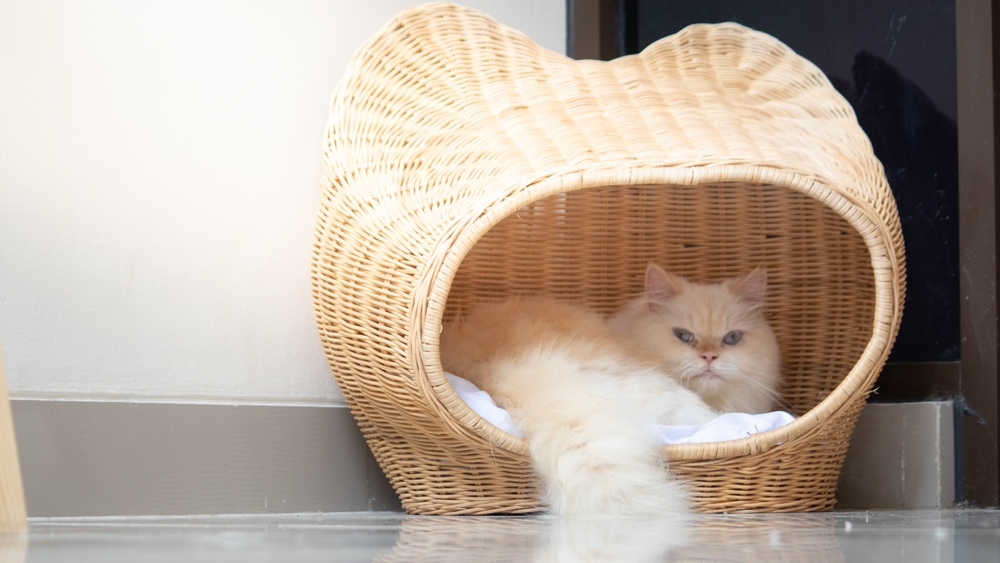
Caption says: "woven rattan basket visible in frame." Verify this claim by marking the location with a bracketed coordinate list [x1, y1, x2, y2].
[312, 3, 905, 514]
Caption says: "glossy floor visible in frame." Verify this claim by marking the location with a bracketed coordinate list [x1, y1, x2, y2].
[2, 510, 997, 562]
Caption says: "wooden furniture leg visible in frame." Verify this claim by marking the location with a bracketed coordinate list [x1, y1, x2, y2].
[0, 346, 26, 533]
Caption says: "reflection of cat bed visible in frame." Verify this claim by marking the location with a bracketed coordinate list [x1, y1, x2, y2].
[311, 3, 905, 514]
[446, 373, 796, 444]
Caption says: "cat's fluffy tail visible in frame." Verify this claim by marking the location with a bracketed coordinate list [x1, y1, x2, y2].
[493, 347, 690, 517]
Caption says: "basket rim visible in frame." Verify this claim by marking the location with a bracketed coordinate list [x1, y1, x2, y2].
[415, 163, 903, 462]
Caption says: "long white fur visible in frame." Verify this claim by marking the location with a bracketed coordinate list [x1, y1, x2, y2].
[439, 265, 781, 517]
[488, 346, 715, 516]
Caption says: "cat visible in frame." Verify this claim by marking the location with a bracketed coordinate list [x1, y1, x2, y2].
[439, 264, 782, 516]
[607, 265, 782, 414]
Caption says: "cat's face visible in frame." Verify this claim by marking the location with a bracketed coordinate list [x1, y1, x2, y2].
[627, 265, 782, 413]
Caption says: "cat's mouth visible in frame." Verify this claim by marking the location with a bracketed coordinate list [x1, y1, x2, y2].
[695, 369, 720, 382]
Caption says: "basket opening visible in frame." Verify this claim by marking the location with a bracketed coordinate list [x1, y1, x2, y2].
[443, 183, 875, 416]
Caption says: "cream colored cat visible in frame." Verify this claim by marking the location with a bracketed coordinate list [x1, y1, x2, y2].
[439, 264, 782, 516]
[608, 265, 782, 414]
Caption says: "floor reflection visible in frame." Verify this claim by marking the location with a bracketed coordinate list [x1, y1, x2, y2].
[678, 514, 845, 563]
[373, 511, 1000, 563]
[373, 513, 846, 563]
[539, 517, 690, 563]
[0, 535, 26, 563]
[13, 509, 1000, 563]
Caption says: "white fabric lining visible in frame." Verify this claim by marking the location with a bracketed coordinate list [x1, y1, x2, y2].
[446, 373, 795, 444]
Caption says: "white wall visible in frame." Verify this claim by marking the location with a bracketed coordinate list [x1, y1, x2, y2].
[0, 1, 565, 404]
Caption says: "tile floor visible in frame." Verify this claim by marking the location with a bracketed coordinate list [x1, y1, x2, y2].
[1, 509, 997, 562]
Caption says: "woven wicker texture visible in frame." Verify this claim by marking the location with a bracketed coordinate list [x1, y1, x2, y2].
[312, 2, 905, 514]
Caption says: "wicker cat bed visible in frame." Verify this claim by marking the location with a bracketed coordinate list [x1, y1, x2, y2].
[312, 3, 904, 514]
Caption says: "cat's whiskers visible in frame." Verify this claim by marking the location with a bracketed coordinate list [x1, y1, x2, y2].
[724, 369, 793, 410]
[676, 360, 712, 384]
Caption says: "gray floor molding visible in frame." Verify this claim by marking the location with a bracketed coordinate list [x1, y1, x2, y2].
[837, 401, 956, 509]
[11, 398, 957, 517]
[11, 400, 402, 517]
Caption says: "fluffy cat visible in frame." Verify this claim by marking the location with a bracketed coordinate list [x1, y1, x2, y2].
[439, 264, 782, 516]
[608, 265, 782, 414]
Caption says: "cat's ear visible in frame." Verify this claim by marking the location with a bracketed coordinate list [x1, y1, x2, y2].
[645, 263, 684, 304]
[732, 267, 767, 304]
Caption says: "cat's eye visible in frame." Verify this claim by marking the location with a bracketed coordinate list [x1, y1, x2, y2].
[723, 330, 742, 345]
[673, 328, 695, 343]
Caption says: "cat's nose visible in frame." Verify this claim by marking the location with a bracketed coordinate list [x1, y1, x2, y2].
[702, 352, 718, 365]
